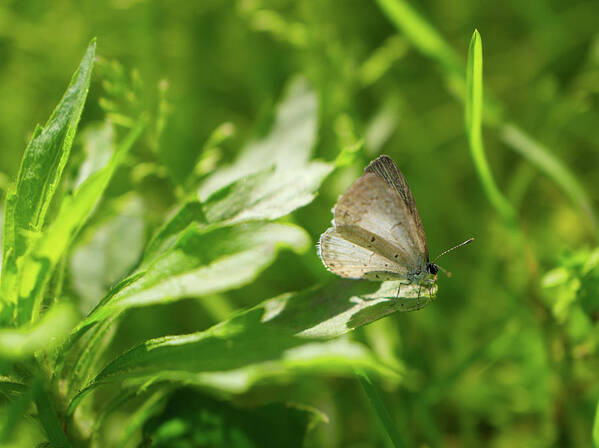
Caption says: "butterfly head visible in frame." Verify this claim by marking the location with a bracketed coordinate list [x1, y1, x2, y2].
[427, 263, 439, 276]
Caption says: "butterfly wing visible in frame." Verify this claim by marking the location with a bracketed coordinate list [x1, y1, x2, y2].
[364, 155, 429, 261]
[332, 164, 428, 270]
[318, 228, 408, 281]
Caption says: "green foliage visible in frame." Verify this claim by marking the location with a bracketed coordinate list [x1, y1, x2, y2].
[141, 389, 322, 448]
[465, 30, 515, 224]
[0, 1, 598, 446]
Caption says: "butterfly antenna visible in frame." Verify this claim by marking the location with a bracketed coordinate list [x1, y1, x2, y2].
[432, 238, 474, 264]
[436, 264, 452, 278]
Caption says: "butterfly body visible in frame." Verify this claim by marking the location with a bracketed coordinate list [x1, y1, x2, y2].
[318, 155, 437, 288]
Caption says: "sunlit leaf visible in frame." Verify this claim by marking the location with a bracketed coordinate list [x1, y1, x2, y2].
[79, 222, 311, 328]
[199, 77, 318, 199]
[0, 304, 77, 361]
[70, 194, 144, 313]
[1, 40, 96, 313]
[15, 120, 145, 324]
[67, 280, 433, 413]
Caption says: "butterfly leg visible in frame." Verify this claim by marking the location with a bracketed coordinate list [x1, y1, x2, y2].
[395, 283, 402, 299]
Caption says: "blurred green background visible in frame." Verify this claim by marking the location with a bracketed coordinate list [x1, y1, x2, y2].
[1, 0, 599, 446]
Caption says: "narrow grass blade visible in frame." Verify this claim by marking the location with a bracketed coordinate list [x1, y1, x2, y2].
[375, 0, 598, 234]
[501, 123, 598, 229]
[355, 368, 405, 448]
[466, 30, 515, 223]
[593, 395, 599, 447]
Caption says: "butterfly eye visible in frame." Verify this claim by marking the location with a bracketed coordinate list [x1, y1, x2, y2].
[427, 263, 439, 275]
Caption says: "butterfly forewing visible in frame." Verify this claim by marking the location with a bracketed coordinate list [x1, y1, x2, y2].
[319, 155, 431, 283]
[365, 155, 429, 261]
[333, 172, 427, 269]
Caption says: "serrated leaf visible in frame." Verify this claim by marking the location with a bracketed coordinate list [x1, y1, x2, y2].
[79, 222, 310, 329]
[67, 280, 432, 414]
[202, 162, 333, 226]
[143, 161, 332, 267]
[14, 120, 145, 324]
[1, 41, 96, 313]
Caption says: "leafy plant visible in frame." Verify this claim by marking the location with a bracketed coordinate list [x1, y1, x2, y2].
[0, 40, 430, 447]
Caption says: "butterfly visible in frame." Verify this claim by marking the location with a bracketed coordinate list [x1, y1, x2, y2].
[318, 155, 472, 292]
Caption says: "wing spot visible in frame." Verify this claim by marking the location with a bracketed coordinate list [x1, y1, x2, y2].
[394, 254, 398, 258]
[370, 236, 376, 242]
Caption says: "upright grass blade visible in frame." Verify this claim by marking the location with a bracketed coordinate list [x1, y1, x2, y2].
[465, 30, 515, 223]
[593, 396, 599, 447]
[375, 0, 598, 234]
[355, 368, 405, 448]
[1, 40, 97, 313]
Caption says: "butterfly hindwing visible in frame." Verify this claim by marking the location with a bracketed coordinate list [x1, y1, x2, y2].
[318, 228, 408, 281]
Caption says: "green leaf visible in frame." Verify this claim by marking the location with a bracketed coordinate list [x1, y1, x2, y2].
[593, 395, 599, 448]
[202, 163, 333, 226]
[465, 30, 515, 223]
[1, 40, 96, 311]
[14, 119, 145, 324]
[144, 161, 332, 265]
[32, 378, 71, 448]
[68, 280, 432, 414]
[70, 194, 144, 312]
[0, 303, 77, 361]
[118, 388, 170, 447]
[199, 77, 318, 199]
[0, 382, 33, 444]
[141, 388, 323, 448]
[79, 222, 311, 328]
[356, 368, 406, 448]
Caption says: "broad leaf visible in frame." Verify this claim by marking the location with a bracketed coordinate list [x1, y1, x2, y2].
[1, 41, 96, 312]
[199, 77, 318, 199]
[79, 222, 311, 328]
[202, 163, 333, 226]
[70, 194, 144, 313]
[68, 280, 435, 413]
[143, 162, 332, 265]
[144, 77, 330, 264]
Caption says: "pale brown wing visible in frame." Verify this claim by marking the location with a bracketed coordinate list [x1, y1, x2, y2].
[333, 172, 427, 270]
[364, 155, 429, 261]
[318, 228, 408, 281]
